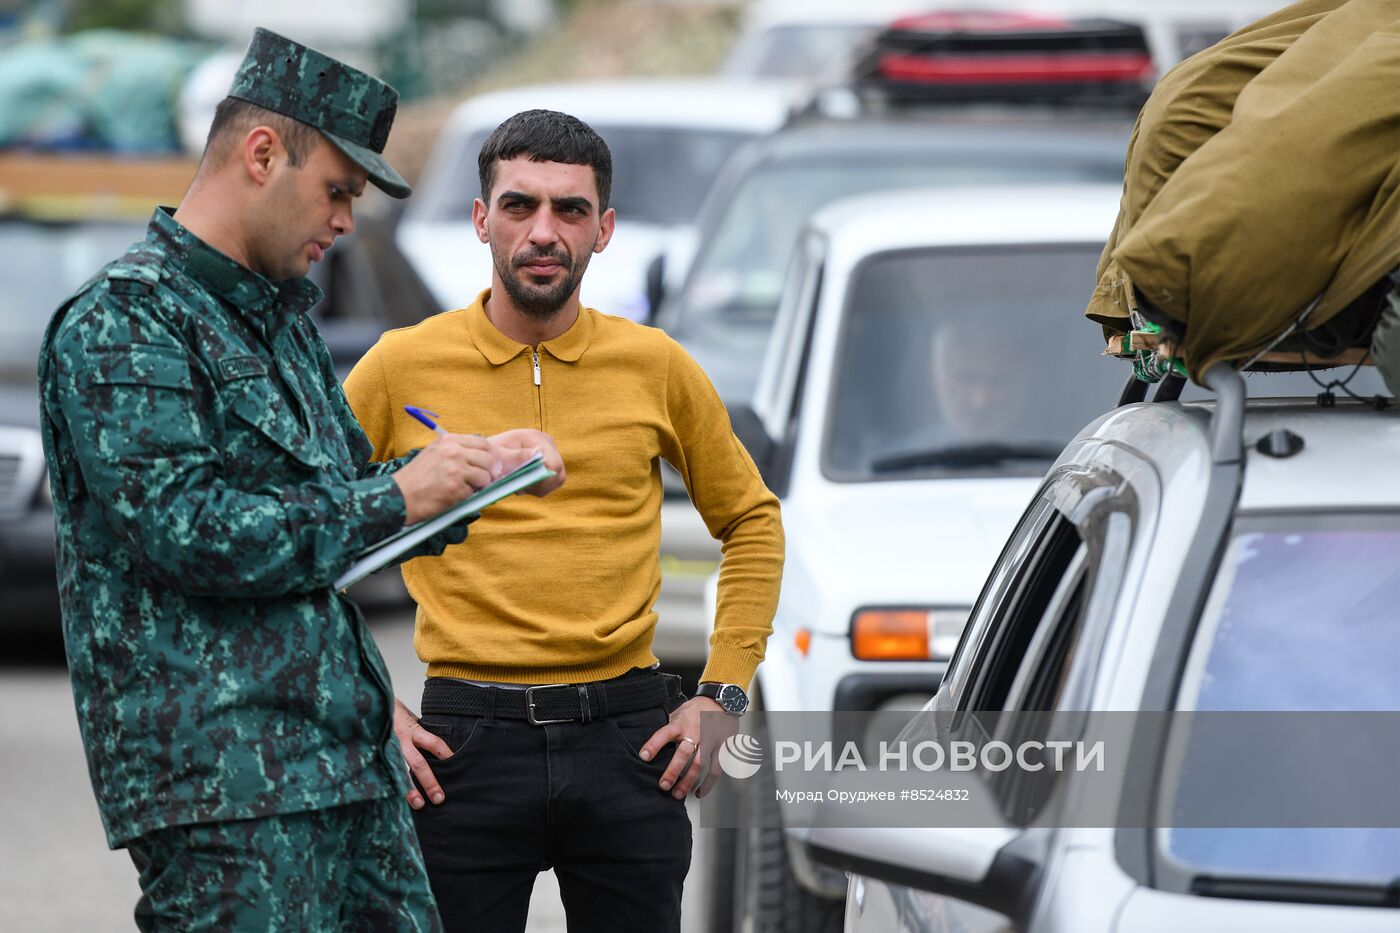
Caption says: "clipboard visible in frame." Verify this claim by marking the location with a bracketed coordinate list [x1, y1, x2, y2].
[335, 453, 553, 591]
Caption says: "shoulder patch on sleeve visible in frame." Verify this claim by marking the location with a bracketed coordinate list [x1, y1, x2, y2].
[87, 344, 194, 392]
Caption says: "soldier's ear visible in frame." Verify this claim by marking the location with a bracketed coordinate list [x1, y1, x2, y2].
[242, 126, 279, 187]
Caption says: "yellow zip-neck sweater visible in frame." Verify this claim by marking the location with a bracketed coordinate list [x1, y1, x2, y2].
[343, 290, 784, 688]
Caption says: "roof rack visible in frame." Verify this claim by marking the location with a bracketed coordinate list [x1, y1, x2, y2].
[1116, 362, 1244, 467]
[851, 11, 1152, 110]
[1106, 324, 1378, 376]
[1201, 363, 1245, 466]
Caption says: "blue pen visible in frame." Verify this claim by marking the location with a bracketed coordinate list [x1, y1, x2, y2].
[404, 405, 447, 436]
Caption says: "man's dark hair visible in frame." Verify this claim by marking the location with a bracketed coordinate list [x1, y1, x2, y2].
[477, 109, 613, 212]
[203, 97, 317, 169]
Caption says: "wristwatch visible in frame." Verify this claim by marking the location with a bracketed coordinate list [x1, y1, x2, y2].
[696, 682, 750, 715]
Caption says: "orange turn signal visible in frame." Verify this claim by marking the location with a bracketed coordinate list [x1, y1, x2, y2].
[795, 628, 812, 658]
[852, 610, 929, 661]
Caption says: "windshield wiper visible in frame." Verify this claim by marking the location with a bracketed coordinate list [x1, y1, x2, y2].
[1190, 873, 1400, 908]
[869, 442, 1063, 473]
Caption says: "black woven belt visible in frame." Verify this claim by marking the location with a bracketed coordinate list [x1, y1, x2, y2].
[421, 673, 681, 725]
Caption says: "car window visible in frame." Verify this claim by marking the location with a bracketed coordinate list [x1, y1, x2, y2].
[755, 234, 823, 441]
[823, 244, 1126, 482]
[940, 497, 1057, 707]
[951, 509, 1087, 828]
[671, 153, 1122, 402]
[1001, 552, 1090, 715]
[937, 476, 1135, 825]
[433, 125, 751, 226]
[1164, 513, 1400, 889]
[0, 220, 146, 385]
[963, 515, 1084, 714]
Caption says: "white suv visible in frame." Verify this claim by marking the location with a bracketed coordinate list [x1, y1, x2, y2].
[705, 185, 1135, 930]
[810, 367, 1399, 931]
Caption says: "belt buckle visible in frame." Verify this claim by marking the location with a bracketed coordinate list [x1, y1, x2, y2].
[526, 683, 573, 725]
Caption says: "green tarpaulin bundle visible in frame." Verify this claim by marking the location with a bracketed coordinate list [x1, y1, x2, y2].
[0, 31, 208, 153]
[1087, 0, 1400, 383]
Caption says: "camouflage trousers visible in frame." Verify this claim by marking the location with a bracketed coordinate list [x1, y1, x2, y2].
[126, 796, 441, 932]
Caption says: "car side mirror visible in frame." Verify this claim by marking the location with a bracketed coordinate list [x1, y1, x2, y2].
[807, 820, 1041, 926]
[644, 253, 666, 325]
[728, 402, 775, 474]
[730, 404, 795, 497]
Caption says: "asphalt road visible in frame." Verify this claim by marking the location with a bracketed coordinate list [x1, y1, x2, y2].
[0, 609, 717, 932]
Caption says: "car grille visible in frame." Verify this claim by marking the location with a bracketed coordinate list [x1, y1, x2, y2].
[0, 428, 45, 513]
[0, 454, 20, 503]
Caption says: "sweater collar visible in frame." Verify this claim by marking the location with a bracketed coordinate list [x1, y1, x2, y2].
[463, 288, 594, 365]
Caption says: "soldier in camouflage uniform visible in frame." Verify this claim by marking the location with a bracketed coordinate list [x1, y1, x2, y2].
[36, 28, 564, 931]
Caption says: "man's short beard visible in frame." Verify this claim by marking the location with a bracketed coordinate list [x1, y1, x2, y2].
[493, 242, 594, 321]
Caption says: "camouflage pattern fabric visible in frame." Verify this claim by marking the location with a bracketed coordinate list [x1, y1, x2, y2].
[228, 27, 410, 198]
[127, 797, 442, 932]
[36, 207, 466, 848]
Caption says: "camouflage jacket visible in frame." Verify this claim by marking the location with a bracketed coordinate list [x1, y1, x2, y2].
[37, 209, 424, 848]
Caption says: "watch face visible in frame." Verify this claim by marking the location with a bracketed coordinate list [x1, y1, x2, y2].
[717, 684, 750, 715]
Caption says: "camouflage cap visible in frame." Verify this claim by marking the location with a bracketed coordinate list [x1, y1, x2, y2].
[228, 28, 410, 199]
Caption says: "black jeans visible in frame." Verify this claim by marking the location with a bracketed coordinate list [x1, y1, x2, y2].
[412, 674, 692, 933]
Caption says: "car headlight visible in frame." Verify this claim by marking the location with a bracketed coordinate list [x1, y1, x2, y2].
[850, 608, 969, 661]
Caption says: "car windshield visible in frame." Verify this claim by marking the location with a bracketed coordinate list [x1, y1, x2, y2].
[1166, 514, 1400, 889]
[0, 220, 147, 385]
[822, 244, 1126, 481]
[435, 125, 752, 227]
[672, 151, 1121, 401]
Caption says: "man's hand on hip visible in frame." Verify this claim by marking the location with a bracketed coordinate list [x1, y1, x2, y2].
[640, 696, 738, 800]
[393, 697, 453, 809]
[392, 433, 503, 524]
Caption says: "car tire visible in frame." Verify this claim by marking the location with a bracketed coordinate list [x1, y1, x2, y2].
[734, 762, 844, 933]
[729, 686, 844, 933]
[703, 826, 738, 933]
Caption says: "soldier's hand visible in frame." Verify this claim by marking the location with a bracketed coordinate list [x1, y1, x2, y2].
[393, 433, 503, 524]
[489, 428, 567, 496]
[393, 697, 452, 809]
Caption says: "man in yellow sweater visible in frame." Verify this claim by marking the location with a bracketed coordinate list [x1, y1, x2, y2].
[343, 109, 784, 932]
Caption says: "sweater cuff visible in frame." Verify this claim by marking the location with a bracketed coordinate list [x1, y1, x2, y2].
[699, 641, 764, 692]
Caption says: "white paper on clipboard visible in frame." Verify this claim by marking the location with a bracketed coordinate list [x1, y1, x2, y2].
[335, 454, 551, 591]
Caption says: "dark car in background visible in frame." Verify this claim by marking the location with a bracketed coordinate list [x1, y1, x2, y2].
[652, 112, 1133, 409]
[0, 218, 146, 628]
[0, 210, 437, 631]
